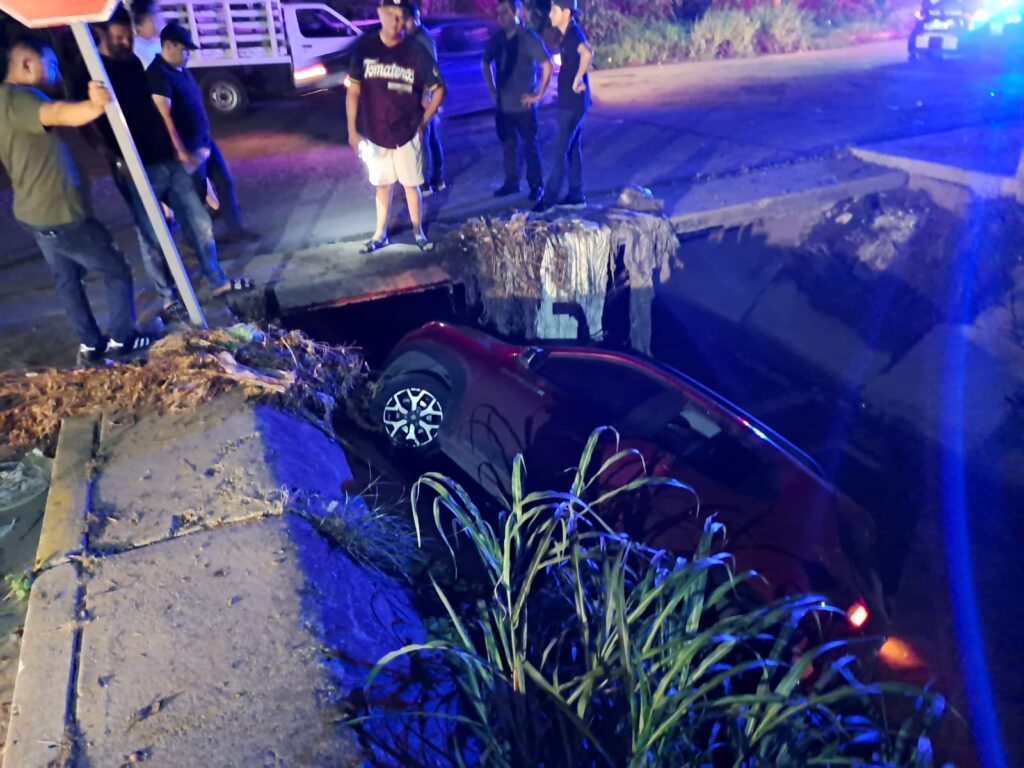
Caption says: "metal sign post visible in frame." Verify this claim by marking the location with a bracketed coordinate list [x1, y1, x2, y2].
[70, 21, 207, 328]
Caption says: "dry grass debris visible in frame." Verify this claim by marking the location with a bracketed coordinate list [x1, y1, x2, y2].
[0, 325, 366, 458]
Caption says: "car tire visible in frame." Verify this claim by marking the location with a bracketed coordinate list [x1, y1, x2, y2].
[202, 74, 249, 120]
[374, 372, 450, 454]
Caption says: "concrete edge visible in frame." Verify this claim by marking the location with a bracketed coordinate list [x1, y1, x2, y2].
[851, 147, 1018, 199]
[2, 564, 81, 768]
[34, 416, 98, 571]
[670, 168, 908, 234]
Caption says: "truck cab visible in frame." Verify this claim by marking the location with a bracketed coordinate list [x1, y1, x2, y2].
[150, 0, 364, 118]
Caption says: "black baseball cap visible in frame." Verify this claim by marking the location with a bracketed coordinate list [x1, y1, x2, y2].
[160, 22, 199, 50]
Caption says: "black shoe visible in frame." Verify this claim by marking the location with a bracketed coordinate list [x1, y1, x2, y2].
[77, 341, 109, 367]
[420, 183, 434, 198]
[161, 300, 190, 325]
[557, 194, 587, 210]
[431, 180, 448, 193]
[494, 182, 520, 198]
[532, 199, 555, 214]
[528, 186, 544, 203]
[107, 333, 156, 359]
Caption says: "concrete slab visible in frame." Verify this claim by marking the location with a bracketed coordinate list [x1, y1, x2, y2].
[75, 517, 364, 768]
[91, 397, 355, 553]
[863, 323, 1020, 451]
[669, 156, 907, 234]
[2, 564, 80, 768]
[853, 123, 1024, 179]
[852, 147, 1018, 199]
[35, 416, 97, 571]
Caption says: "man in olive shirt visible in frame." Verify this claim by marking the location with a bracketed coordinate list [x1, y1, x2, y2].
[482, 0, 552, 202]
[0, 38, 152, 364]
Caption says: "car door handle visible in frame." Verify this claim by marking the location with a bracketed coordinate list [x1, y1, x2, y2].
[302, 44, 313, 49]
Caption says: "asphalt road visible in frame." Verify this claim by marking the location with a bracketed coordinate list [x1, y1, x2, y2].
[4, 39, 1024, 263]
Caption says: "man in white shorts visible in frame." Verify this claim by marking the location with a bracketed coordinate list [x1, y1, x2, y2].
[346, 0, 447, 253]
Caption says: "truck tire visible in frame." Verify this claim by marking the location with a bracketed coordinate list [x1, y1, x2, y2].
[202, 73, 249, 120]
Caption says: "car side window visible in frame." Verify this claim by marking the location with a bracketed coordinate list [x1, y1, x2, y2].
[297, 9, 354, 38]
[662, 403, 780, 500]
[535, 354, 668, 422]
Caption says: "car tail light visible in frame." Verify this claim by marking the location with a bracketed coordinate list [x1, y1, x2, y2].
[846, 600, 869, 629]
[294, 63, 327, 85]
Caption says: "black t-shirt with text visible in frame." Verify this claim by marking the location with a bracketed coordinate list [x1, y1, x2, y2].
[349, 32, 444, 149]
[90, 54, 176, 166]
[147, 55, 211, 153]
[557, 20, 591, 113]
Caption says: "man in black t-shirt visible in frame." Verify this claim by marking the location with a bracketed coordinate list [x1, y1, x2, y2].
[533, 0, 592, 214]
[482, 0, 552, 202]
[94, 12, 248, 302]
[148, 23, 258, 244]
[406, 5, 445, 195]
[347, 0, 446, 253]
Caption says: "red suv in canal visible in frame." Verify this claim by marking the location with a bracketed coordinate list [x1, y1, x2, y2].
[373, 322, 886, 636]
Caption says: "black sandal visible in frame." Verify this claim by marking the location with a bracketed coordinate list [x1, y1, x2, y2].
[212, 278, 254, 297]
[360, 237, 389, 254]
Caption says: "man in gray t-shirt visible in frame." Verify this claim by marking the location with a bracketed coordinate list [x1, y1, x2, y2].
[482, 0, 552, 202]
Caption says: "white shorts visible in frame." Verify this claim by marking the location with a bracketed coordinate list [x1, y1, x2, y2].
[358, 135, 423, 188]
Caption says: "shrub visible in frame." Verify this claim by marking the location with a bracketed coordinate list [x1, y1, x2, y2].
[365, 429, 949, 766]
[687, 8, 759, 58]
[752, 2, 814, 53]
[597, 19, 691, 68]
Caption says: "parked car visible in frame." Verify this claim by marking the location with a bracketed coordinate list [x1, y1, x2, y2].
[372, 322, 887, 636]
[341, 16, 558, 116]
[908, 0, 1024, 60]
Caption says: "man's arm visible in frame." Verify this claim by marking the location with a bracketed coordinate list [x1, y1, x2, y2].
[37, 81, 109, 128]
[151, 94, 192, 164]
[522, 60, 553, 106]
[421, 83, 446, 127]
[346, 80, 362, 152]
[573, 40, 593, 93]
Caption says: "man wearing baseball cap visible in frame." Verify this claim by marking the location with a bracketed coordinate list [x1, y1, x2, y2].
[533, 0, 592, 213]
[148, 22, 258, 248]
[347, 0, 447, 253]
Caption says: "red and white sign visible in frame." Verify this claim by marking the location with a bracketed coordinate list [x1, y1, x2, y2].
[0, 0, 116, 29]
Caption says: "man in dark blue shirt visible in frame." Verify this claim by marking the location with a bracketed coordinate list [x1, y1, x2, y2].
[406, 4, 446, 195]
[148, 23, 257, 243]
[533, 0, 592, 213]
[482, 0, 552, 203]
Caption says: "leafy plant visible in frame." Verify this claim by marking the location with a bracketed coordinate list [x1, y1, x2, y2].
[366, 429, 948, 766]
[4, 571, 33, 603]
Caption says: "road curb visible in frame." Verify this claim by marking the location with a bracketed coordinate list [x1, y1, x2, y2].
[851, 147, 1019, 199]
[2, 563, 81, 768]
[34, 416, 98, 571]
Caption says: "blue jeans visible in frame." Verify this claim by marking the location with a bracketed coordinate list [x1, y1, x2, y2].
[29, 218, 136, 348]
[193, 140, 244, 231]
[496, 107, 542, 190]
[544, 107, 587, 203]
[420, 117, 444, 187]
[115, 160, 227, 295]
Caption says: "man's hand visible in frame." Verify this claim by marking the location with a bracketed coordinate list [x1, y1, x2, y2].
[348, 131, 363, 154]
[521, 92, 542, 107]
[572, 76, 586, 94]
[87, 81, 111, 112]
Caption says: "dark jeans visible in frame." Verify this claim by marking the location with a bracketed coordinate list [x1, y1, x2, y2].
[193, 140, 244, 231]
[496, 106, 543, 190]
[544, 107, 587, 202]
[421, 116, 445, 186]
[115, 160, 227, 296]
[28, 218, 136, 348]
